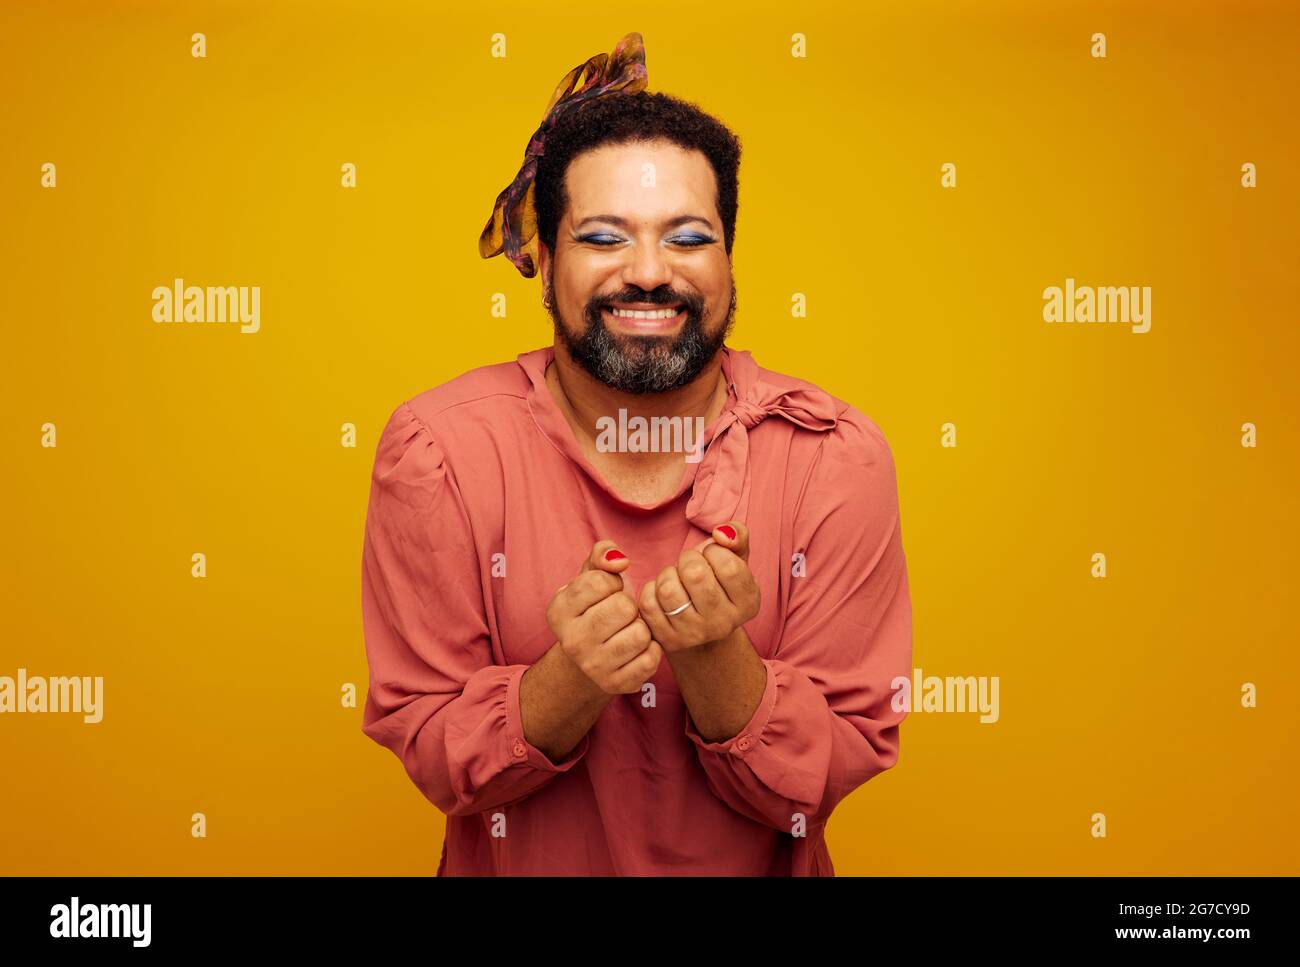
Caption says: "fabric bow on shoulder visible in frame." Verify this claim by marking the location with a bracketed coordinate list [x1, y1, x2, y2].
[685, 351, 840, 533]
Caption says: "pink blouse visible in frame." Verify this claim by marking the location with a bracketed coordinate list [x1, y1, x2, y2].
[360, 344, 912, 875]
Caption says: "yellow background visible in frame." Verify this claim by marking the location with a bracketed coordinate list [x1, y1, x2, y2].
[2, 0, 1296, 874]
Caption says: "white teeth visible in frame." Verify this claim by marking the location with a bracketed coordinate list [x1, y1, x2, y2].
[608, 307, 680, 320]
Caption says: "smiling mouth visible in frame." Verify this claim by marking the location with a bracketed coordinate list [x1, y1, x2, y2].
[601, 304, 687, 331]
[605, 303, 683, 317]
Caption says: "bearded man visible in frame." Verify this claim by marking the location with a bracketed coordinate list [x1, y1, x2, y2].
[360, 32, 912, 876]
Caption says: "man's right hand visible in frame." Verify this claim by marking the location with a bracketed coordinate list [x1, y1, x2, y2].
[545, 539, 663, 695]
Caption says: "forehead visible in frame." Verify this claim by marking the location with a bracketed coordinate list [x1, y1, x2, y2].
[562, 139, 718, 225]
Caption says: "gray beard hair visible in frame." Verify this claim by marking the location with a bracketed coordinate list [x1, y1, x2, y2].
[551, 289, 736, 395]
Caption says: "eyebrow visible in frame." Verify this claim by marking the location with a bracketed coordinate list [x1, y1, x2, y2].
[573, 214, 716, 232]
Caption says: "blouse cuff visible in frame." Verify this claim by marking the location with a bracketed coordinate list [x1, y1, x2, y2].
[682, 658, 780, 757]
[503, 664, 590, 772]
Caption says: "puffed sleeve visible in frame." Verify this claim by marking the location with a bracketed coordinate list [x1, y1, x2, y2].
[360, 401, 589, 816]
[682, 406, 912, 831]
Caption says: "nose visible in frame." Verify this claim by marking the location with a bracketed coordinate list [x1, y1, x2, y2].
[619, 237, 674, 295]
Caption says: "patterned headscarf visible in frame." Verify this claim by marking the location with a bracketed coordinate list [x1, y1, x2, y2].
[478, 31, 649, 279]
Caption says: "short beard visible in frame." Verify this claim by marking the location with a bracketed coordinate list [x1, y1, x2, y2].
[549, 284, 736, 395]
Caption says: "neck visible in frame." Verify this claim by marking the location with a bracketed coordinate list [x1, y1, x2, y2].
[546, 340, 729, 450]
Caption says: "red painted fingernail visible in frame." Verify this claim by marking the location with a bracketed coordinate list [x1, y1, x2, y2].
[717, 525, 737, 541]
[605, 549, 627, 561]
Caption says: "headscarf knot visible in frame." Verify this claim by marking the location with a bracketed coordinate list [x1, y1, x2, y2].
[478, 32, 649, 279]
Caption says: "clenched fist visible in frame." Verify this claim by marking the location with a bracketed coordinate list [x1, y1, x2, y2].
[546, 539, 664, 694]
[637, 522, 760, 654]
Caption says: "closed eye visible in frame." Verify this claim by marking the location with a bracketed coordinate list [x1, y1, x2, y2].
[576, 233, 716, 248]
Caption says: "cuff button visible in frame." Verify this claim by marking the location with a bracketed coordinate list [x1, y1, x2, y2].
[512, 739, 528, 758]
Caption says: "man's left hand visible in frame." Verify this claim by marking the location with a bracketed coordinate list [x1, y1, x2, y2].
[637, 521, 760, 653]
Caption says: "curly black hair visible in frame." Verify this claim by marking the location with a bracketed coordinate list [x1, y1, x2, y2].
[534, 91, 743, 261]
